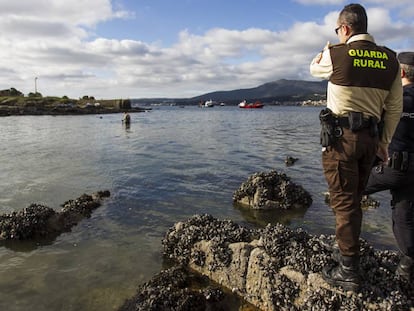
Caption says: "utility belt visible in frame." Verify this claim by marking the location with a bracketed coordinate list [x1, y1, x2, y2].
[388, 151, 414, 172]
[319, 108, 378, 147]
[336, 117, 372, 129]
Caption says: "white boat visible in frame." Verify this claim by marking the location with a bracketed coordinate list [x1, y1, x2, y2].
[204, 99, 215, 107]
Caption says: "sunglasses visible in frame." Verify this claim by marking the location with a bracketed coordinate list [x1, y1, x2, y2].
[335, 25, 342, 35]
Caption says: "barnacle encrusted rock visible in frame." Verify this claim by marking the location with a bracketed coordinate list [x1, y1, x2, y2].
[160, 214, 414, 311]
[118, 266, 207, 311]
[117, 265, 254, 311]
[233, 170, 312, 210]
[0, 190, 110, 241]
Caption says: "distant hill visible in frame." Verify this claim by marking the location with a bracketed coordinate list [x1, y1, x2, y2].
[190, 79, 327, 102]
[133, 79, 328, 105]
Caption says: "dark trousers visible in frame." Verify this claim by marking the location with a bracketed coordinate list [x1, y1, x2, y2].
[322, 128, 378, 256]
[365, 160, 414, 257]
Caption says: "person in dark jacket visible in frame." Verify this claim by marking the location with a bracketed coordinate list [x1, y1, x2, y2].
[365, 51, 414, 282]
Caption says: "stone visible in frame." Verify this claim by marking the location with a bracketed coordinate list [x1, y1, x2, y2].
[233, 170, 312, 210]
[0, 190, 110, 242]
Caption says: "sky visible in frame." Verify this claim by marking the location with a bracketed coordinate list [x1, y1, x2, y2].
[1, 0, 413, 99]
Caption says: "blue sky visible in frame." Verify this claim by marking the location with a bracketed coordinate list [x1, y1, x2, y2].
[96, 1, 323, 43]
[1, 0, 413, 99]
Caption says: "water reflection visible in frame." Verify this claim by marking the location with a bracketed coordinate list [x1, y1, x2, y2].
[0, 236, 56, 252]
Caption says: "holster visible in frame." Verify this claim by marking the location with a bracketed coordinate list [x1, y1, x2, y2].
[389, 151, 410, 172]
[319, 108, 340, 147]
[320, 122, 334, 147]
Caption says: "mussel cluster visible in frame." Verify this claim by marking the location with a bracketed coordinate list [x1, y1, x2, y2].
[0, 203, 56, 240]
[61, 190, 110, 217]
[233, 170, 312, 210]
[118, 265, 250, 311]
[118, 266, 207, 311]
[0, 190, 110, 241]
[160, 214, 413, 310]
[162, 214, 253, 269]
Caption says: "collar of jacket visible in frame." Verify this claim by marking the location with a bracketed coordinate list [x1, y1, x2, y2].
[346, 33, 375, 44]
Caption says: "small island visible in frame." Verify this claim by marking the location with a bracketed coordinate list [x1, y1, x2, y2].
[0, 87, 147, 116]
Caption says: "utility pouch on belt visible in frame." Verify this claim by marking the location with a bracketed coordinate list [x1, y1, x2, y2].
[348, 111, 364, 131]
[389, 151, 409, 172]
[369, 117, 379, 137]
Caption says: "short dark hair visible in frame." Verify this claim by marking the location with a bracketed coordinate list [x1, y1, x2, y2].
[338, 3, 368, 34]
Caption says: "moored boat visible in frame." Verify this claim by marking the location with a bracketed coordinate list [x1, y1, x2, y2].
[238, 100, 264, 109]
[204, 99, 215, 107]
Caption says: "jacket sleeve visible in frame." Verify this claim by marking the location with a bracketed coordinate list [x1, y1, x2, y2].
[310, 48, 333, 80]
[381, 73, 403, 146]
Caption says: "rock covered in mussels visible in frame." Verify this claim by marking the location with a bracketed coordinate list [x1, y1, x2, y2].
[162, 214, 253, 268]
[0, 190, 110, 241]
[118, 266, 207, 311]
[118, 265, 253, 311]
[233, 170, 312, 210]
[161, 214, 414, 311]
[0, 203, 57, 240]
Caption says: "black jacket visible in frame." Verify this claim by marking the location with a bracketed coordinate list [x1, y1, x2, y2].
[389, 83, 414, 153]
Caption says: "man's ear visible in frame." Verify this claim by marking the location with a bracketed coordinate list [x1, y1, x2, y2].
[401, 67, 406, 78]
[344, 24, 352, 36]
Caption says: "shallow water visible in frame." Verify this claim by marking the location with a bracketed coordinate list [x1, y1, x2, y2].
[0, 106, 394, 310]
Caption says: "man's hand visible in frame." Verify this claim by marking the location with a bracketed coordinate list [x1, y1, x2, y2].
[323, 41, 331, 51]
[377, 143, 389, 164]
[312, 41, 330, 64]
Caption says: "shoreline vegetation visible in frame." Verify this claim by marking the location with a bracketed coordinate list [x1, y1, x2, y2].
[0, 88, 147, 117]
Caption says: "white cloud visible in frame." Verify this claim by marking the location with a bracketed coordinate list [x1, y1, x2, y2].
[0, 1, 413, 99]
[0, 0, 130, 26]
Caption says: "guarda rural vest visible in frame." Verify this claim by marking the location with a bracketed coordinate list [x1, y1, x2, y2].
[329, 40, 399, 90]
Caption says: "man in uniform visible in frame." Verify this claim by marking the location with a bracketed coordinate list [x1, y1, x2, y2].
[364, 52, 414, 282]
[310, 3, 402, 291]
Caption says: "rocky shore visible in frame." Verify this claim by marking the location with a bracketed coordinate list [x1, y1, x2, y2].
[121, 171, 412, 310]
[0, 190, 110, 243]
[2, 169, 408, 309]
[0, 106, 147, 117]
[122, 214, 413, 311]
[0, 95, 147, 116]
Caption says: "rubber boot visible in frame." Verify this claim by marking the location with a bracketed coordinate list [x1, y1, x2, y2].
[396, 254, 413, 282]
[322, 255, 360, 292]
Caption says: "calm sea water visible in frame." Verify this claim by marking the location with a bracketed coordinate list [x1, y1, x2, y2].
[0, 106, 395, 310]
